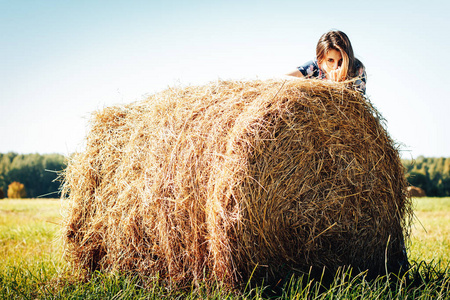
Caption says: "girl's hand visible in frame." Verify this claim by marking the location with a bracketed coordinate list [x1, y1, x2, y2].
[327, 68, 343, 82]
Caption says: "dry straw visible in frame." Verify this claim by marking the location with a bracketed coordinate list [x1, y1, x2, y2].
[62, 79, 412, 288]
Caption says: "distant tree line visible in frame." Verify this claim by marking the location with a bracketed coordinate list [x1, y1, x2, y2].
[402, 156, 450, 197]
[0, 152, 66, 198]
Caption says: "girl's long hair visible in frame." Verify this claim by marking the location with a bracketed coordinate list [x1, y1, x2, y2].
[316, 30, 363, 81]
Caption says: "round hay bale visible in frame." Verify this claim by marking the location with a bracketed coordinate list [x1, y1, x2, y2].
[62, 79, 412, 288]
[406, 186, 426, 197]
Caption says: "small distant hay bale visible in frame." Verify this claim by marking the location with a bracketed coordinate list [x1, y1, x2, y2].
[62, 79, 412, 288]
[406, 186, 426, 197]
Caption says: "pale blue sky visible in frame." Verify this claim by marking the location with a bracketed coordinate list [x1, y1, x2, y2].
[1, 0, 449, 158]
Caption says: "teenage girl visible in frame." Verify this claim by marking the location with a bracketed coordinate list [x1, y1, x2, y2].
[287, 30, 367, 94]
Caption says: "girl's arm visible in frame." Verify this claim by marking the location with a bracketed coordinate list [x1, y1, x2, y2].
[286, 69, 304, 77]
[288, 60, 321, 79]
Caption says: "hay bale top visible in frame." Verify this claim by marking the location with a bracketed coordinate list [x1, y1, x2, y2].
[63, 79, 412, 288]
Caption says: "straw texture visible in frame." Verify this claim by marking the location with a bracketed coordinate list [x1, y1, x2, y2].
[62, 79, 411, 288]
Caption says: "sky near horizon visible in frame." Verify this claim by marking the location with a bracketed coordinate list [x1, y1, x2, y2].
[1, 0, 449, 158]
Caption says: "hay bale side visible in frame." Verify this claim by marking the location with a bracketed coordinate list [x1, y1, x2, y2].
[62, 79, 412, 287]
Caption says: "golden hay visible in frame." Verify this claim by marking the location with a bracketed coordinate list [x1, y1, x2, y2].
[62, 79, 412, 288]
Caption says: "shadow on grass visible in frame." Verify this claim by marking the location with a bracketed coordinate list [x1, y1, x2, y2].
[255, 260, 450, 299]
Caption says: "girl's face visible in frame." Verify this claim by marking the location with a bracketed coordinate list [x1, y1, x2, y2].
[321, 49, 342, 73]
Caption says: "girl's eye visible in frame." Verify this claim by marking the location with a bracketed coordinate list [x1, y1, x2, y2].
[328, 59, 334, 63]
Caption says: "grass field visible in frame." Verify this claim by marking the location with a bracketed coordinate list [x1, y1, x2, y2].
[0, 197, 449, 299]
[409, 198, 450, 264]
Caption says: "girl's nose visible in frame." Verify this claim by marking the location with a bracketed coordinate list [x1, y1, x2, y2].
[327, 61, 338, 70]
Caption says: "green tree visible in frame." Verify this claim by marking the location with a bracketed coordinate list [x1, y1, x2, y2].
[4, 153, 66, 198]
[8, 154, 41, 197]
[41, 154, 66, 197]
[0, 152, 18, 194]
[403, 157, 450, 197]
[406, 171, 430, 195]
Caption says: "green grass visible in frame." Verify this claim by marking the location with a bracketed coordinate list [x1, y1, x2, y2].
[410, 197, 450, 265]
[0, 199, 64, 268]
[0, 198, 449, 299]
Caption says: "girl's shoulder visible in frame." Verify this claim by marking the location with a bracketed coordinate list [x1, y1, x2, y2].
[355, 59, 366, 75]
